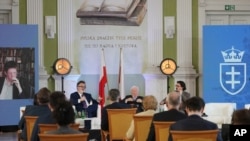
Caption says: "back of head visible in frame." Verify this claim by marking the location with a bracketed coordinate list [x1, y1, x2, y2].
[49, 91, 66, 109]
[185, 96, 205, 112]
[166, 91, 181, 108]
[53, 100, 75, 126]
[142, 95, 158, 111]
[36, 87, 51, 105]
[232, 109, 250, 125]
[108, 89, 120, 101]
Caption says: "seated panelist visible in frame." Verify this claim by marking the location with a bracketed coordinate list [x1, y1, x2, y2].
[121, 85, 144, 113]
[70, 80, 99, 118]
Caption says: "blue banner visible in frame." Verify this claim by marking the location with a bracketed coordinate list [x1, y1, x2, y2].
[0, 24, 39, 125]
[203, 25, 250, 109]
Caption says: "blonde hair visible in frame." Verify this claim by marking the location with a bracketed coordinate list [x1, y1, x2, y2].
[142, 95, 158, 111]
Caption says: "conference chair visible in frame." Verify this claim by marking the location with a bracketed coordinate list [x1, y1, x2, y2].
[133, 115, 153, 141]
[39, 123, 80, 133]
[170, 129, 219, 141]
[153, 121, 175, 141]
[123, 115, 153, 141]
[24, 116, 38, 141]
[38, 133, 89, 141]
[101, 108, 137, 141]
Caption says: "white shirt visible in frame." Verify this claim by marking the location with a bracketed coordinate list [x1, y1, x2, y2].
[0, 79, 13, 99]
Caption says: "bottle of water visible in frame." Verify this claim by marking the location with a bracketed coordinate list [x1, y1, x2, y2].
[81, 110, 85, 119]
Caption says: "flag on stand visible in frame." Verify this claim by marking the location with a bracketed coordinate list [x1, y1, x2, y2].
[99, 49, 107, 108]
[118, 48, 125, 99]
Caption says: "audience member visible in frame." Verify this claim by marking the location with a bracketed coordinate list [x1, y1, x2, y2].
[160, 81, 191, 113]
[46, 100, 82, 134]
[31, 91, 67, 141]
[232, 108, 250, 125]
[126, 95, 158, 141]
[222, 108, 250, 141]
[101, 88, 131, 131]
[19, 87, 51, 140]
[70, 80, 99, 118]
[168, 96, 222, 141]
[18, 93, 39, 130]
[121, 85, 144, 112]
[147, 91, 187, 141]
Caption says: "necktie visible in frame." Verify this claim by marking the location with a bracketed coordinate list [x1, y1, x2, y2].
[82, 94, 87, 109]
[83, 100, 87, 109]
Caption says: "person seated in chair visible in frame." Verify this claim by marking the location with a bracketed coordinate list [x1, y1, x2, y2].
[70, 80, 99, 118]
[46, 100, 82, 134]
[168, 96, 222, 141]
[121, 85, 144, 113]
[101, 88, 131, 131]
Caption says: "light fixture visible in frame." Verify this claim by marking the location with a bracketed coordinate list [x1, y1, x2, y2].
[45, 16, 56, 39]
[164, 16, 175, 39]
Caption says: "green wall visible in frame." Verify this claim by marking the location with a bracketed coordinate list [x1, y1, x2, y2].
[163, 0, 199, 95]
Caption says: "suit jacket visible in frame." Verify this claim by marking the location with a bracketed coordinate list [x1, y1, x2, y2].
[169, 115, 223, 141]
[126, 109, 155, 141]
[70, 92, 98, 117]
[146, 109, 187, 141]
[0, 77, 24, 99]
[121, 95, 144, 113]
[31, 113, 56, 141]
[101, 102, 131, 131]
[46, 126, 82, 134]
[20, 105, 52, 141]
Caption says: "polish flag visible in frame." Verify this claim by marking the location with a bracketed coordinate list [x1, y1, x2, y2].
[119, 48, 125, 99]
[99, 49, 107, 108]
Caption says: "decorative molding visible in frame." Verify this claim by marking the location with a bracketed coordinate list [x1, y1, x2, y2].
[27, 0, 47, 76]
[57, 0, 77, 74]
[175, 0, 198, 96]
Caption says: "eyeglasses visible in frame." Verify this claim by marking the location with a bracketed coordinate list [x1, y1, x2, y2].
[77, 86, 85, 88]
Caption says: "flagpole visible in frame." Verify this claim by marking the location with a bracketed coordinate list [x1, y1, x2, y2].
[102, 48, 109, 91]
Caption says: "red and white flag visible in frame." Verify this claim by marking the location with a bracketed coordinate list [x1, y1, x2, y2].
[99, 49, 107, 108]
[119, 48, 125, 99]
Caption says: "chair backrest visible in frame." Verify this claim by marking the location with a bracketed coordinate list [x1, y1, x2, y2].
[39, 123, 80, 133]
[170, 130, 219, 141]
[24, 116, 38, 141]
[38, 133, 89, 141]
[153, 121, 175, 141]
[107, 108, 137, 140]
[133, 115, 153, 141]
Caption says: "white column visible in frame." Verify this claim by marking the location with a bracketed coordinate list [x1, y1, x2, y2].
[174, 0, 198, 96]
[27, 0, 48, 88]
[57, 0, 79, 92]
[11, 0, 19, 24]
[143, 0, 168, 104]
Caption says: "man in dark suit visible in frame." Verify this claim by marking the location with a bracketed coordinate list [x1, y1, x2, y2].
[101, 88, 131, 131]
[0, 61, 34, 99]
[121, 85, 144, 113]
[168, 96, 223, 141]
[70, 80, 99, 118]
[146, 91, 187, 141]
[19, 87, 52, 140]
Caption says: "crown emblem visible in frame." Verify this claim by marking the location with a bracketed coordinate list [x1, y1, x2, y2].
[221, 47, 244, 62]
